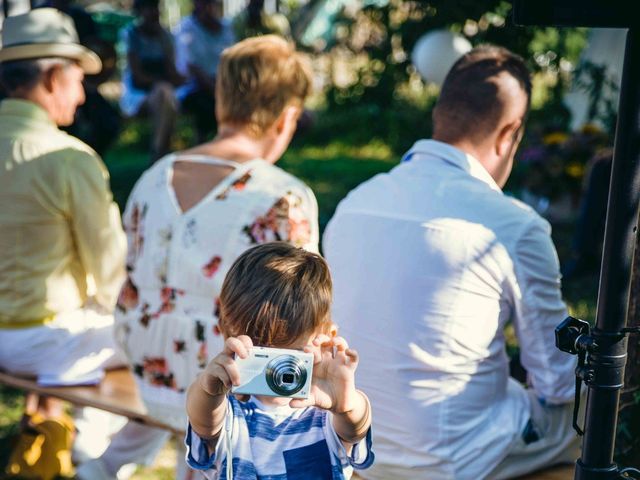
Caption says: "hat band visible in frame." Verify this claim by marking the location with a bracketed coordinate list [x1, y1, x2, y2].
[2, 40, 78, 48]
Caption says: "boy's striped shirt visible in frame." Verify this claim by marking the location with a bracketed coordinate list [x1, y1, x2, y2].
[185, 395, 374, 479]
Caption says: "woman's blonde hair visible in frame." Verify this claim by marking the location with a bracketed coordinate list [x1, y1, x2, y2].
[216, 35, 313, 136]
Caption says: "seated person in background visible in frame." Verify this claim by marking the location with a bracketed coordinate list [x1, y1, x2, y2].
[121, 0, 185, 162]
[174, 0, 235, 143]
[562, 148, 613, 280]
[186, 242, 374, 479]
[0, 7, 126, 475]
[77, 35, 319, 480]
[48, 0, 98, 43]
[324, 46, 579, 479]
[232, 0, 291, 40]
[46, 0, 122, 156]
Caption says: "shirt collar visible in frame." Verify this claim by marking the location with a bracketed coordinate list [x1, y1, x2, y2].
[403, 139, 502, 193]
[0, 99, 56, 127]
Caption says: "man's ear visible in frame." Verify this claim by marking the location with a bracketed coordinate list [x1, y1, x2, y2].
[495, 118, 522, 158]
[41, 65, 65, 94]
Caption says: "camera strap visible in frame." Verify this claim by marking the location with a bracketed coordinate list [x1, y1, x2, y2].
[224, 401, 234, 480]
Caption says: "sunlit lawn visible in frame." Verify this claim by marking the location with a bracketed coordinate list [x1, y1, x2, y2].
[0, 118, 598, 478]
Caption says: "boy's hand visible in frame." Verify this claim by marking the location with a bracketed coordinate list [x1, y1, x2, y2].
[289, 335, 360, 414]
[199, 335, 253, 396]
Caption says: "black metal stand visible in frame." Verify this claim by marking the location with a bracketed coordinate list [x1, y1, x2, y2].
[514, 1, 640, 477]
[554, 26, 640, 480]
[576, 26, 640, 479]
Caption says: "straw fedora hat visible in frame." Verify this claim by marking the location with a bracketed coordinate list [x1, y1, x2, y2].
[0, 8, 101, 74]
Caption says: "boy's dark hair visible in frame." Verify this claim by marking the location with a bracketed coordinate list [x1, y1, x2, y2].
[433, 45, 532, 143]
[219, 242, 332, 346]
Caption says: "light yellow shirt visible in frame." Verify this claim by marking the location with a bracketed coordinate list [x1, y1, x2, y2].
[0, 99, 126, 327]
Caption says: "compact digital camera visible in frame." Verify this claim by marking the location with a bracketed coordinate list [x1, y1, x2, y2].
[232, 346, 314, 399]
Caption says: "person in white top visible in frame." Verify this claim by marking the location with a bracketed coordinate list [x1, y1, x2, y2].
[174, 0, 236, 142]
[77, 35, 318, 480]
[323, 45, 579, 479]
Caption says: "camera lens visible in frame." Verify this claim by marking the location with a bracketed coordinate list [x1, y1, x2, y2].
[265, 355, 307, 396]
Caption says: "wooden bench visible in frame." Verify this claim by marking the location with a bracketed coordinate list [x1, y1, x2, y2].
[0, 368, 184, 435]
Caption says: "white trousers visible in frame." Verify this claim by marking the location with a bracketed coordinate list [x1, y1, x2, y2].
[94, 382, 194, 479]
[0, 307, 173, 475]
[487, 389, 585, 479]
[0, 307, 130, 461]
[359, 389, 584, 480]
[0, 307, 126, 381]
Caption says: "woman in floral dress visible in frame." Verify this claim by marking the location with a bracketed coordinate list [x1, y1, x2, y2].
[78, 36, 318, 479]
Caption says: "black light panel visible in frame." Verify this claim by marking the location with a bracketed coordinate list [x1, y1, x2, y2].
[513, 0, 632, 28]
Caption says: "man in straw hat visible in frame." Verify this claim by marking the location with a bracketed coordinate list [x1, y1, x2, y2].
[0, 8, 128, 475]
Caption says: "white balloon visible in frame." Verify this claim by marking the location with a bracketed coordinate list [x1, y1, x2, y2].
[411, 30, 472, 87]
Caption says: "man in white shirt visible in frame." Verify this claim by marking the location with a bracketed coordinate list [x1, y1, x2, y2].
[324, 46, 579, 479]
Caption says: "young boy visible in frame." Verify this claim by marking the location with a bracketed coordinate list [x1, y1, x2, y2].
[185, 242, 373, 479]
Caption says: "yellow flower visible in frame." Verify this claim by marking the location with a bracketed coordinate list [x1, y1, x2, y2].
[581, 123, 602, 135]
[566, 162, 585, 179]
[543, 132, 569, 145]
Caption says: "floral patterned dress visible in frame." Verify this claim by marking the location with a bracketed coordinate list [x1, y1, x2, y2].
[114, 154, 318, 428]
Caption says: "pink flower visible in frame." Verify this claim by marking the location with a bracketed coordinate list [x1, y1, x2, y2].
[117, 277, 139, 312]
[202, 256, 222, 278]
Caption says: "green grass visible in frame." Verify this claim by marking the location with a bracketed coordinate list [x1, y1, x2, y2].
[0, 117, 601, 477]
[0, 386, 23, 473]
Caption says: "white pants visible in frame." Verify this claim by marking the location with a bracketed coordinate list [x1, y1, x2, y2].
[0, 307, 170, 473]
[0, 308, 195, 478]
[487, 389, 585, 479]
[93, 382, 193, 479]
[0, 307, 126, 382]
[94, 421, 194, 480]
[358, 389, 584, 480]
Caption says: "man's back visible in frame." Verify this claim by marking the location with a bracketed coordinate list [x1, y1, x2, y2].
[0, 99, 125, 325]
[324, 140, 575, 478]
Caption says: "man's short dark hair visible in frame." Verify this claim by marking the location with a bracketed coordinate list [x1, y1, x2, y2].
[432, 45, 532, 143]
[0, 60, 43, 94]
[0, 57, 71, 95]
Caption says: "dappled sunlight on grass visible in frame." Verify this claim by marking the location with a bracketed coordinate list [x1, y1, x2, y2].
[131, 439, 178, 480]
[567, 299, 597, 325]
[290, 139, 394, 162]
[0, 386, 24, 469]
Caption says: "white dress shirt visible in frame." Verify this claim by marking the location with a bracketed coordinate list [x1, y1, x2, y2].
[323, 140, 576, 479]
